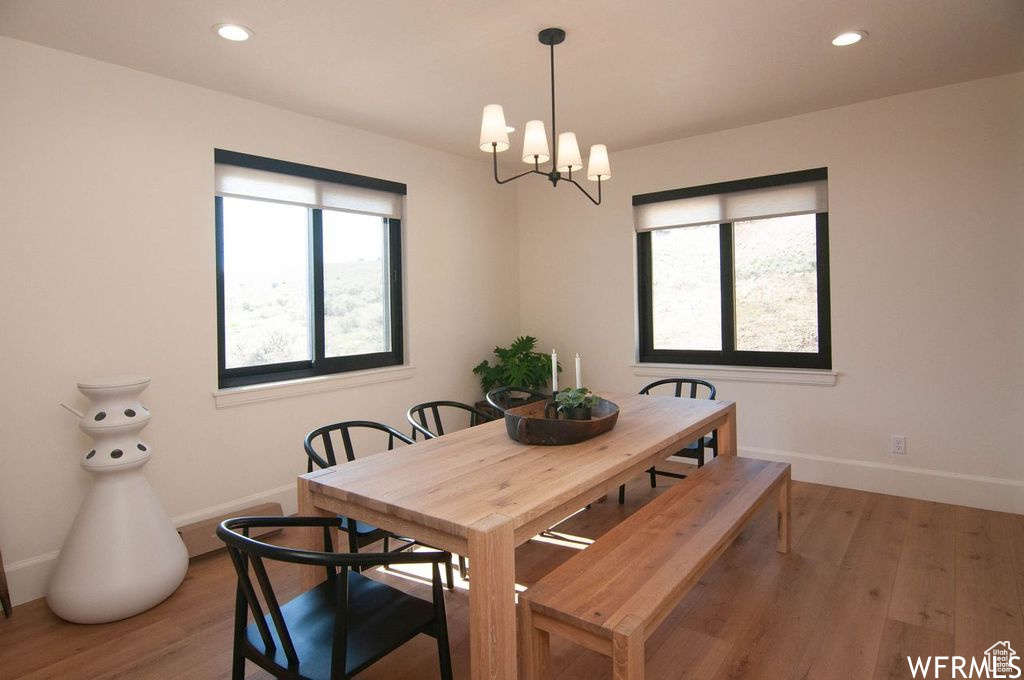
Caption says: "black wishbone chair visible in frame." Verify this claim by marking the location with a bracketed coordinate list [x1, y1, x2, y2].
[406, 400, 496, 441]
[484, 386, 551, 415]
[618, 378, 719, 504]
[303, 421, 455, 588]
[405, 400, 496, 580]
[217, 516, 453, 680]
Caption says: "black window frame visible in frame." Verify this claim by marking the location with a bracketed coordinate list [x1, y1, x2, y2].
[215, 149, 405, 389]
[636, 168, 831, 370]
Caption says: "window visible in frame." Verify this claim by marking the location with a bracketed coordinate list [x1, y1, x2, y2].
[635, 168, 831, 369]
[215, 150, 405, 388]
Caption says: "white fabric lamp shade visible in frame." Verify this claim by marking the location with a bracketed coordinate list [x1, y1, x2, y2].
[521, 120, 550, 163]
[556, 132, 583, 172]
[587, 144, 611, 181]
[480, 104, 510, 152]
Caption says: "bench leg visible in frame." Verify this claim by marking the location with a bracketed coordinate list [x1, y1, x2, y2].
[611, 617, 644, 680]
[777, 471, 791, 554]
[517, 599, 549, 680]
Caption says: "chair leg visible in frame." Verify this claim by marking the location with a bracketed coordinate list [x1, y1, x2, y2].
[231, 649, 245, 680]
[346, 523, 363, 572]
[649, 467, 657, 488]
[458, 555, 468, 581]
[383, 535, 390, 552]
[618, 484, 626, 505]
[436, 599, 454, 680]
[445, 557, 455, 590]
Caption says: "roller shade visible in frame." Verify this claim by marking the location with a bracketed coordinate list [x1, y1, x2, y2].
[214, 149, 405, 219]
[633, 169, 827, 232]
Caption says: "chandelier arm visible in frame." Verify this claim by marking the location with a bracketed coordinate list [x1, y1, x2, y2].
[565, 176, 602, 206]
[491, 145, 548, 185]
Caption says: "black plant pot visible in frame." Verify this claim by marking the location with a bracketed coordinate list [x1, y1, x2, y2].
[561, 406, 592, 421]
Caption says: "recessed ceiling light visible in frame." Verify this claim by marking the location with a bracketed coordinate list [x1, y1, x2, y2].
[214, 23, 253, 42]
[832, 30, 867, 46]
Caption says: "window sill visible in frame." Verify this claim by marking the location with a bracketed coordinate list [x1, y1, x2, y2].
[213, 365, 416, 408]
[630, 363, 837, 386]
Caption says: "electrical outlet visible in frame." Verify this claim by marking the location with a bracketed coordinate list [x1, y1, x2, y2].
[891, 435, 907, 455]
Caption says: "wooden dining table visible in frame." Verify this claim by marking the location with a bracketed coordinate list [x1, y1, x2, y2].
[296, 392, 737, 680]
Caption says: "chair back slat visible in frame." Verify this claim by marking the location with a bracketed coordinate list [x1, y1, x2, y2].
[225, 546, 276, 654]
[250, 555, 299, 666]
[322, 434, 338, 467]
[431, 405, 444, 436]
[339, 427, 356, 463]
[406, 400, 496, 439]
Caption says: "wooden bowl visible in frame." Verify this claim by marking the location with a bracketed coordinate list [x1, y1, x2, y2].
[504, 398, 619, 446]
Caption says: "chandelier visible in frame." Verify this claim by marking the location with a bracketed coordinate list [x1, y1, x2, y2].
[478, 28, 611, 205]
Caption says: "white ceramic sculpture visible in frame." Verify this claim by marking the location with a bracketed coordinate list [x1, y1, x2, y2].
[47, 375, 188, 624]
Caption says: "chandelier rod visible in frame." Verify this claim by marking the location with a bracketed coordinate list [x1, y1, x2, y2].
[549, 38, 557, 173]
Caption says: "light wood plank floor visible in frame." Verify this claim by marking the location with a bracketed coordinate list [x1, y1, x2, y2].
[2, 472, 1023, 679]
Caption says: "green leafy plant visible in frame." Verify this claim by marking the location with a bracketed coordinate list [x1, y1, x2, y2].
[473, 335, 560, 394]
[554, 387, 599, 412]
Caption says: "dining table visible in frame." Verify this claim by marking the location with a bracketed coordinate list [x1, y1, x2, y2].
[296, 391, 737, 680]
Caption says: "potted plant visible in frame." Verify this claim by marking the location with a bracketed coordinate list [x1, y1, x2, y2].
[473, 336, 560, 412]
[554, 387, 599, 421]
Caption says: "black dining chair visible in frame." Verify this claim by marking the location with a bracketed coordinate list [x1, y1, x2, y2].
[405, 400, 496, 580]
[618, 378, 719, 504]
[484, 386, 551, 415]
[217, 516, 453, 680]
[406, 400, 496, 441]
[303, 421, 455, 588]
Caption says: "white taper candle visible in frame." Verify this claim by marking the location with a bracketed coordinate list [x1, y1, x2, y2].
[575, 353, 582, 389]
[551, 350, 558, 393]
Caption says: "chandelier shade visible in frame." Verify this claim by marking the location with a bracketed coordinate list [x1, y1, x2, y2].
[478, 27, 609, 205]
[522, 120, 550, 164]
[556, 132, 583, 172]
[587, 144, 611, 181]
[479, 104, 510, 152]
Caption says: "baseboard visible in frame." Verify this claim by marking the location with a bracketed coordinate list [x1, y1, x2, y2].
[5, 483, 298, 607]
[741, 445, 1024, 514]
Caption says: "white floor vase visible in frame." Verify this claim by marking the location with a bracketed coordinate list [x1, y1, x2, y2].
[46, 375, 187, 624]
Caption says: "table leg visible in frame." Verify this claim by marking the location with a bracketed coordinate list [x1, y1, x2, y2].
[777, 469, 791, 554]
[717, 403, 738, 456]
[297, 477, 332, 590]
[468, 514, 517, 680]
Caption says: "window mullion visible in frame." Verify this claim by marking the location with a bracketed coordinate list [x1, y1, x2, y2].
[719, 223, 736, 353]
[311, 209, 325, 365]
[815, 212, 832, 366]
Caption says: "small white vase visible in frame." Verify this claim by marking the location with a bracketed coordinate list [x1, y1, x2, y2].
[46, 375, 188, 624]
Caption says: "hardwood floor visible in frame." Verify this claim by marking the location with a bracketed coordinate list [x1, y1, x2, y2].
[2, 472, 1022, 679]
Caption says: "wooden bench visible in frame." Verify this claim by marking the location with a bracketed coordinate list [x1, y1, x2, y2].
[519, 455, 791, 680]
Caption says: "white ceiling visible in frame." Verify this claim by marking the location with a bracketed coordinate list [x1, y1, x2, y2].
[2, 0, 1022, 161]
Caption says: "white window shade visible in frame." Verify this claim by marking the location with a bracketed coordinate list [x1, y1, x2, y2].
[634, 179, 827, 232]
[215, 164, 403, 219]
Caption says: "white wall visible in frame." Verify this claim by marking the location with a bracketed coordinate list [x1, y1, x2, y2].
[0, 36, 520, 604]
[2, 33, 1021, 608]
[518, 72, 1024, 512]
